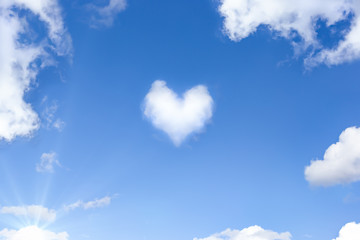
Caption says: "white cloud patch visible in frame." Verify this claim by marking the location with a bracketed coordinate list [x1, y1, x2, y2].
[333, 222, 360, 240]
[193, 225, 291, 240]
[0, 226, 68, 240]
[0, 0, 71, 142]
[219, 0, 360, 67]
[0, 205, 56, 223]
[36, 152, 61, 173]
[305, 127, 360, 186]
[143, 80, 214, 146]
[88, 0, 127, 28]
[64, 196, 112, 211]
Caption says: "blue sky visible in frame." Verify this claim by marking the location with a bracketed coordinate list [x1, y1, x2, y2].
[1, 0, 360, 240]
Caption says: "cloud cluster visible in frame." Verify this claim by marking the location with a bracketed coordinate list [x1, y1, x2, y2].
[36, 152, 61, 173]
[0, 205, 56, 223]
[88, 0, 127, 28]
[333, 222, 360, 240]
[305, 127, 360, 186]
[0, 226, 68, 240]
[144, 80, 214, 146]
[0, 0, 71, 141]
[64, 196, 112, 211]
[193, 225, 291, 240]
[219, 0, 360, 67]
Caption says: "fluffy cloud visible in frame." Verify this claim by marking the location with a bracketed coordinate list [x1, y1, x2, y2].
[143, 80, 214, 146]
[333, 222, 360, 240]
[305, 127, 360, 186]
[0, 226, 68, 240]
[193, 225, 291, 240]
[0, 0, 71, 141]
[0, 205, 56, 223]
[218, 0, 360, 67]
[36, 152, 61, 173]
[88, 0, 127, 28]
[64, 196, 112, 211]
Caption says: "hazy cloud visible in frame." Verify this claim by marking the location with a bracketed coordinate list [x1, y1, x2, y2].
[64, 196, 112, 211]
[36, 152, 61, 173]
[42, 101, 65, 132]
[88, 0, 127, 28]
[0, 205, 56, 223]
[193, 225, 291, 240]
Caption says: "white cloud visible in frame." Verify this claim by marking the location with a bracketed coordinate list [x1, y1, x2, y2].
[88, 0, 127, 28]
[143, 80, 214, 146]
[333, 222, 360, 240]
[64, 196, 112, 211]
[218, 0, 360, 67]
[305, 127, 360, 186]
[0, 0, 71, 141]
[193, 225, 291, 240]
[0, 226, 68, 240]
[0, 205, 56, 223]
[36, 152, 61, 173]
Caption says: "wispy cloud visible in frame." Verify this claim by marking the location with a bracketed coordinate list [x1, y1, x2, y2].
[0, 0, 71, 142]
[0, 205, 56, 223]
[0, 196, 113, 239]
[64, 196, 112, 211]
[53, 119, 66, 131]
[36, 152, 61, 173]
[42, 100, 66, 132]
[143, 80, 214, 146]
[88, 0, 127, 28]
[219, 0, 360, 67]
[193, 225, 291, 240]
[305, 127, 360, 186]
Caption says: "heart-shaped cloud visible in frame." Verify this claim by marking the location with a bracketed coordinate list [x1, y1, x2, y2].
[144, 80, 214, 146]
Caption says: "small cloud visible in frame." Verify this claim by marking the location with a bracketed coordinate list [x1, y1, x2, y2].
[64, 196, 112, 211]
[0, 205, 56, 223]
[305, 127, 360, 186]
[36, 152, 61, 173]
[53, 119, 66, 131]
[143, 80, 214, 146]
[193, 225, 291, 240]
[42, 102, 58, 127]
[41, 96, 49, 105]
[334, 222, 360, 240]
[42, 101, 65, 132]
[88, 0, 127, 28]
[0, 226, 68, 240]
